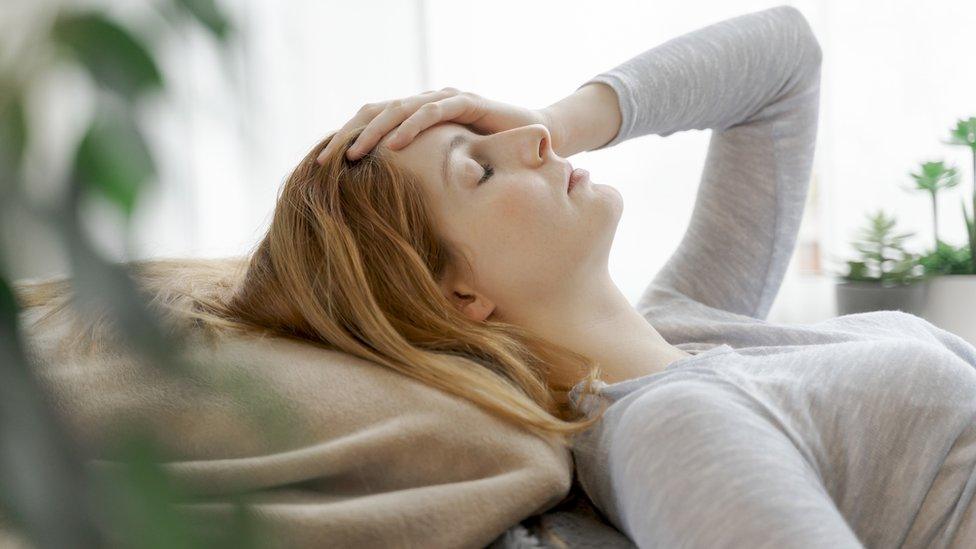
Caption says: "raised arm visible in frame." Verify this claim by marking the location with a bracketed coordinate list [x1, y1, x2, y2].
[548, 5, 823, 319]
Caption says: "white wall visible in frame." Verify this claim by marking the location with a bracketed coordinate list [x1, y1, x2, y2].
[10, 0, 976, 324]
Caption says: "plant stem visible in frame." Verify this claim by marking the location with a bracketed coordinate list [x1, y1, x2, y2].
[932, 191, 939, 248]
[972, 148, 976, 269]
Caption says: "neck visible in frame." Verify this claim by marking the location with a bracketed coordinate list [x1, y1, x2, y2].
[514, 270, 692, 386]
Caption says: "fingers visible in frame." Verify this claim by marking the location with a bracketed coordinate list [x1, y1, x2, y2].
[315, 88, 461, 165]
[344, 98, 412, 160]
[386, 94, 477, 150]
[316, 102, 383, 164]
[346, 89, 458, 160]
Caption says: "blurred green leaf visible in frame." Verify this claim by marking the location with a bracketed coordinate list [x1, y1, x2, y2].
[907, 160, 960, 193]
[94, 422, 270, 549]
[60, 227, 184, 367]
[52, 12, 163, 98]
[947, 116, 976, 150]
[0, 93, 26, 195]
[919, 240, 972, 275]
[966, 199, 975, 242]
[97, 427, 202, 549]
[846, 261, 868, 280]
[0, 274, 106, 549]
[173, 0, 232, 39]
[0, 271, 17, 332]
[945, 116, 976, 273]
[904, 160, 958, 249]
[0, 3, 269, 548]
[73, 106, 154, 218]
[965, 198, 976, 272]
[190, 491, 265, 549]
[216, 495, 264, 549]
[844, 210, 924, 283]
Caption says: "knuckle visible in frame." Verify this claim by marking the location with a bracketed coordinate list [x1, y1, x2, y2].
[388, 99, 405, 110]
[419, 102, 440, 114]
[441, 86, 460, 94]
[359, 102, 377, 113]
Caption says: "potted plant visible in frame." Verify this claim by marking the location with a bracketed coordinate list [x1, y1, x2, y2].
[917, 117, 976, 344]
[834, 209, 928, 316]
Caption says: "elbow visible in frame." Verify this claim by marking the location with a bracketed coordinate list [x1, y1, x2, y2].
[778, 5, 823, 67]
[801, 28, 823, 87]
[776, 5, 823, 83]
[801, 18, 823, 74]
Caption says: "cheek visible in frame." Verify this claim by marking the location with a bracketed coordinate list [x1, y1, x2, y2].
[480, 187, 559, 254]
[499, 186, 552, 230]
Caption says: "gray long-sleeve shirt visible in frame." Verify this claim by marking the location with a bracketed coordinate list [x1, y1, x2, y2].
[567, 6, 976, 548]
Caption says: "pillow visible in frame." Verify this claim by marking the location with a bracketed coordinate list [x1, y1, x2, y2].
[13, 287, 574, 548]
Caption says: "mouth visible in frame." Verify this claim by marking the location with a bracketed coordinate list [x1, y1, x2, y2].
[568, 167, 589, 193]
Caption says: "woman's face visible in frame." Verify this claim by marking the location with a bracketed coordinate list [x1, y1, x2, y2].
[379, 121, 623, 323]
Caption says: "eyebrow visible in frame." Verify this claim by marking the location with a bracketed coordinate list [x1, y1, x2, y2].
[442, 133, 469, 189]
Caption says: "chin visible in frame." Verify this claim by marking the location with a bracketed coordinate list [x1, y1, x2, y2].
[599, 183, 625, 225]
[601, 187, 625, 247]
[581, 194, 623, 268]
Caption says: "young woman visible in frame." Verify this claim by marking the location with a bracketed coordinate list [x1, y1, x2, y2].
[21, 4, 976, 547]
[304, 4, 976, 547]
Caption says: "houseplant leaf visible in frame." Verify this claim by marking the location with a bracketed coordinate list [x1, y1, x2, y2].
[0, 93, 26, 196]
[172, 0, 232, 40]
[844, 210, 923, 283]
[72, 106, 155, 218]
[52, 12, 163, 98]
[947, 117, 976, 149]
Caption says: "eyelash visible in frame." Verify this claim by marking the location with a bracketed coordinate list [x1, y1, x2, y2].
[478, 163, 494, 185]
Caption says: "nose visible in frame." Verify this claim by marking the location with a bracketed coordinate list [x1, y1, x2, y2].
[498, 123, 553, 168]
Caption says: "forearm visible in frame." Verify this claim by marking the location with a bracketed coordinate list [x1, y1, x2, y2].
[541, 82, 622, 158]
[579, 6, 822, 149]
[542, 6, 820, 159]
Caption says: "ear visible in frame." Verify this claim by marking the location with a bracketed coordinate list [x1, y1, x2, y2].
[439, 274, 496, 322]
[450, 289, 496, 323]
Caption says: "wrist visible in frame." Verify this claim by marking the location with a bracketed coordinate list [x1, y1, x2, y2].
[541, 82, 622, 157]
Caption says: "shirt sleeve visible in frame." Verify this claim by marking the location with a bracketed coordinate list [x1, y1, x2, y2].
[578, 4, 822, 320]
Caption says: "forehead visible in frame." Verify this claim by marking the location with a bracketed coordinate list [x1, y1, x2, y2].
[387, 122, 464, 153]
[382, 121, 468, 182]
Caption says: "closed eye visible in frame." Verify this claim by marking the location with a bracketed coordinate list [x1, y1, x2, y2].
[478, 163, 494, 185]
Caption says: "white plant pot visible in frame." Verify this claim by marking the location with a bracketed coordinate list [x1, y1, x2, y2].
[919, 275, 976, 346]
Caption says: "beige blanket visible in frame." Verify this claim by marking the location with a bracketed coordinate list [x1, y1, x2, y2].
[7, 296, 573, 548]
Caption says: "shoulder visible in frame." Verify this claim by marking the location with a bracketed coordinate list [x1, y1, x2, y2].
[819, 310, 945, 342]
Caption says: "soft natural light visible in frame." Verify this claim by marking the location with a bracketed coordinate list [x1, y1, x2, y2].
[10, 0, 976, 324]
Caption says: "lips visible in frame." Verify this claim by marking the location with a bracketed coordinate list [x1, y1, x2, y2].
[568, 168, 589, 193]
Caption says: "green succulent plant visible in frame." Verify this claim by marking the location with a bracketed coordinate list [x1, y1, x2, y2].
[904, 160, 959, 248]
[918, 240, 973, 276]
[945, 116, 976, 271]
[843, 209, 924, 286]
